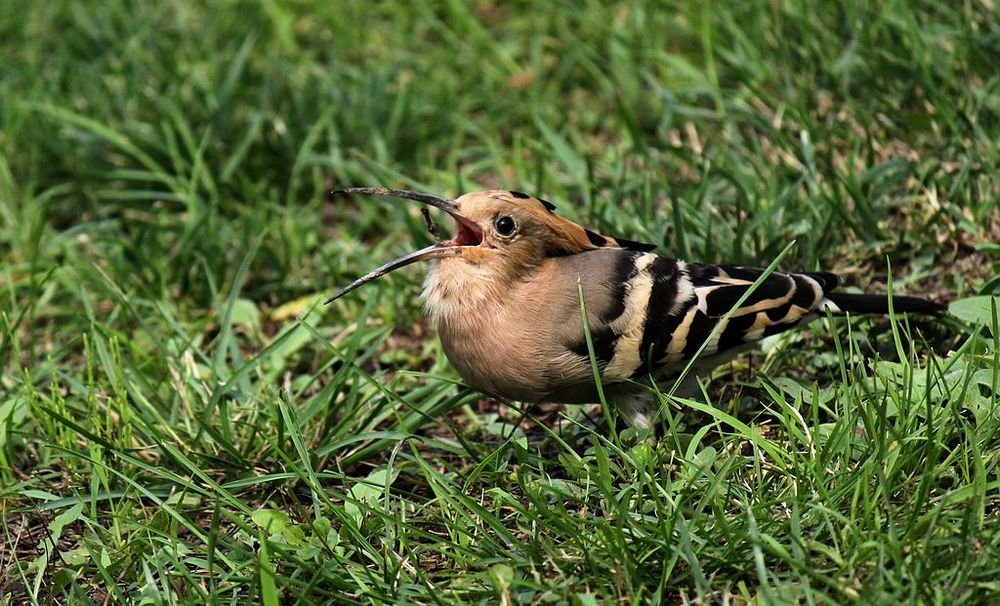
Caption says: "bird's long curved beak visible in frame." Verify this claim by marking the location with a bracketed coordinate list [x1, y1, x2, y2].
[324, 188, 483, 304]
[324, 243, 462, 303]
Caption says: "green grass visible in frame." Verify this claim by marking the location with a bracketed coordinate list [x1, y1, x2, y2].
[2, 0, 1000, 603]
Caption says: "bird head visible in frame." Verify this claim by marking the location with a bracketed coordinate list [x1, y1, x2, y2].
[325, 187, 656, 303]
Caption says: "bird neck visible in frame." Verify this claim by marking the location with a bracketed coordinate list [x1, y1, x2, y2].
[420, 259, 507, 324]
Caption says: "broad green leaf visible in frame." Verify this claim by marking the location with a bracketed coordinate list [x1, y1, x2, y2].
[230, 298, 260, 331]
[949, 296, 999, 325]
[345, 467, 399, 526]
[31, 502, 84, 597]
[251, 508, 292, 532]
[251, 508, 305, 547]
[490, 563, 514, 590]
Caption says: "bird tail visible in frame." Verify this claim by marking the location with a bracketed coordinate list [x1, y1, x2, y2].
[822, 293, 946, 315]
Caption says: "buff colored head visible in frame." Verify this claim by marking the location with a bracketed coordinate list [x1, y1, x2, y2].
[325, 187, 654, 303]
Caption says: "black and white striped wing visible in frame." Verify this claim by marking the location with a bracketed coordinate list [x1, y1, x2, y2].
[565, 251, 842, 381]
[648, 262, 840, 365]
[637, 260, 839, 371]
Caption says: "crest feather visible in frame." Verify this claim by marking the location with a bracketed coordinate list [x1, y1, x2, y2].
[539, 213, 656, 255]
[488, 190, 657, 255]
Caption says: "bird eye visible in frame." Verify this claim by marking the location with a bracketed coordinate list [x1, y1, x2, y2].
[494, 216, 517, 237]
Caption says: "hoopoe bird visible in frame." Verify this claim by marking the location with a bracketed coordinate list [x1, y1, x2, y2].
[327, 187, 944, 428]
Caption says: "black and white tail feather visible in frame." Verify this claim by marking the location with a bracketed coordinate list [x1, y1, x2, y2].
[580, 254, 945, 384]
[593, 256, 944, 429]
[659, 260, 944, 362]
[821, 291, 945, 315]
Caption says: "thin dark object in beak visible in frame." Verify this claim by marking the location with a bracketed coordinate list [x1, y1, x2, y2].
[324, 244, 459, 304]
[420, 208, 440, 237]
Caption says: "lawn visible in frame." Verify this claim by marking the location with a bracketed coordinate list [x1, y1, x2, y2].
[2, 1, 1000, 604]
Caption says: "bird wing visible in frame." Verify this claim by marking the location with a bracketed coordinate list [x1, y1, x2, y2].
[550, 250, 840, 381]
[647, 262, 839, 366]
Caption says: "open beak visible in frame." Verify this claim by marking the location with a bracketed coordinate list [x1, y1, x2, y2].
[324, 188, 484, 304]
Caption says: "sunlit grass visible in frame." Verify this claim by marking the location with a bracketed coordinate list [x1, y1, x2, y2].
[2, 1, 999, 603]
